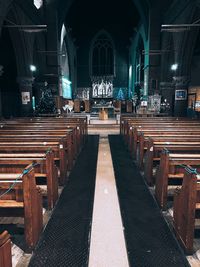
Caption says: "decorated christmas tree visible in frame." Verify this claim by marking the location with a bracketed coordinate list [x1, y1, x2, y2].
[117, 88, 125, 100]
[36, 87, 56, 114]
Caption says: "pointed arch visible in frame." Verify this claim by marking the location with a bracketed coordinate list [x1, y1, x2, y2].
[89, 30, 115, 77]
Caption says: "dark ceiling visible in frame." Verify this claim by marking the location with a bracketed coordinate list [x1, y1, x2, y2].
[65, 0, 140, 44]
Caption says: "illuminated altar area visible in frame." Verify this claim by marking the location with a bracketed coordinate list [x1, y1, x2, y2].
[90, 77, 114, 119]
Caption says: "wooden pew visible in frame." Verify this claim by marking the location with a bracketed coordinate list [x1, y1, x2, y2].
[121, 117, 200, 151]
[138, 134, 200, 168]
[120, 116, 182, 135]
[0, 132, 74, 173]
[0, 166, 43, 249]
[155, 150, 200, 210]
[173, 167, 200, 254]
[3, 117, 87, 148]
[0, 150, 58, 209]
[0, 143, 66, 185]
[0, 124, 81, 158]
[134, 129, 200, 161]
[0, 231, 12, 267]
[121, 117, 199, 142]
[0, 117, 86, 155]
[144, 139, 200, 185]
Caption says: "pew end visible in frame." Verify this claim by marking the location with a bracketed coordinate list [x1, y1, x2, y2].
[0, 231, 12, 267]
[0, 165, 43, 249]
[173, 168, 200, 254]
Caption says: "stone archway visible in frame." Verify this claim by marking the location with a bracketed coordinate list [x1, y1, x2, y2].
[0, 2, 38, 116]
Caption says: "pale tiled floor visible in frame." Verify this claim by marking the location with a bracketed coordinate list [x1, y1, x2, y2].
[88, 137, 129, 267]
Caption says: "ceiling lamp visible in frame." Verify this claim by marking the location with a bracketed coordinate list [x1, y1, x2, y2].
[171, 63, 178, 71]
[3, 24, 47, 33]
[142, 50, 171, 56]
[37, 51, 65, 56]
[161, 24, 200, 32]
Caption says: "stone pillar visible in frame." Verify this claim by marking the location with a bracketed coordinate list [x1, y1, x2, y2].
[148, 4, 162, 96]
[0, 65, 4, 117]
[17, 77, 34, 116]
[173, 76, 189, 117]
[160, 82, 174, 115]
[45, 4, 60, 95]
[0, 0, 12, 36]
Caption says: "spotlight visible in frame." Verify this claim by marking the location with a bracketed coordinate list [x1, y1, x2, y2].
[30, 65, 36, 72]
[171, 64, 178, 71]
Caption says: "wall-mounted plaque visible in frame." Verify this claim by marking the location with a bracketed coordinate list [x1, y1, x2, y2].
[21, 92, 30, 104]
[175, 90, 187, 100]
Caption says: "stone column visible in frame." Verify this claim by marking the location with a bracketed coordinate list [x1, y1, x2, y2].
[17, 77, 34, 116]
[173, 76, 189, 117]
[45, 4, 60, 96]
[148, 4, 162, 96]
[0, 0, 12, 36]
[0, 65, 4, 116]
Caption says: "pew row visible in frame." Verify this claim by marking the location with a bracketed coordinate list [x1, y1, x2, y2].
[144, 139, 200, 185]
[0, 150, 58, 209]
[155, 150, 200, 210]
[173, 167, 200, 254]
[0, 165, 43, 249]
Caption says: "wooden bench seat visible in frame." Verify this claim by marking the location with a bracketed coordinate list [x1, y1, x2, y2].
[134, 130, 200, 160]
[0, 116, 88, 253]
[137, 132, 200, 163]
[120, 116, 194, 135]
[144, 139, 200, 185]
[0, 144, 66, 184]
[173, 168, 200, 253]
[0, 150, 58, 209]
[0, 133, 74, 172]
[120, 116, 200, 147]
[0, 166, 43, 249]
[155, 150, 200, 210]
[121, 118, 200, 144]
[2, 118, 87, 151]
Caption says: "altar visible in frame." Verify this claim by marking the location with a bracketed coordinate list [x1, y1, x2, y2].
[91, 105, 114, 119]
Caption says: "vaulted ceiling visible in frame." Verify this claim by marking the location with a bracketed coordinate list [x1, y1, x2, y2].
[56, 0, 150, 32]
[65, 0, 140, 45]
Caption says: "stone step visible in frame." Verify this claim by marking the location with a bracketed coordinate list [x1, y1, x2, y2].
[88, 124, 119, 128]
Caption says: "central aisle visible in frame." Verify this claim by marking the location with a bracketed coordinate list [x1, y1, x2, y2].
[89, 136, 129, 267]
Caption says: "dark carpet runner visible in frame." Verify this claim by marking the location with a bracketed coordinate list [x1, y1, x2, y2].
[29, 135, 99, 267]
[109, 135, 190, 267]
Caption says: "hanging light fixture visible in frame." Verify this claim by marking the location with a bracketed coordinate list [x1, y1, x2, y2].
[161, 23, 200, 32]
[3, 24, 47, 33]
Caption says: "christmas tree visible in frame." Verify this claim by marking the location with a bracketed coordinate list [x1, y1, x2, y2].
[36, 87, 56, 114]
[117, 88, 124, 100]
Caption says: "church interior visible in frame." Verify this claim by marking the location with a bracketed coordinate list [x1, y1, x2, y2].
[1, 0, 200, 266]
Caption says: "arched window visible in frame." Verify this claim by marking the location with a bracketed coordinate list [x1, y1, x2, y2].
[90, 31, 115, 76]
